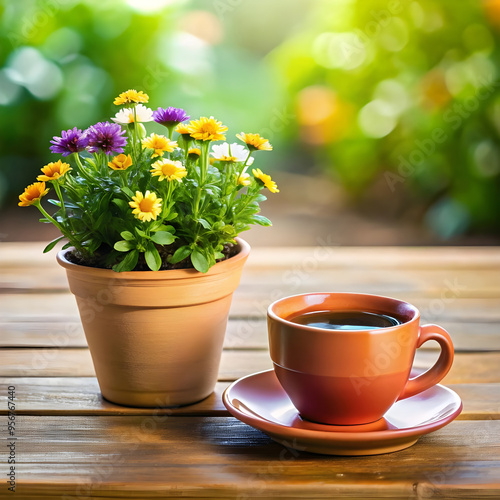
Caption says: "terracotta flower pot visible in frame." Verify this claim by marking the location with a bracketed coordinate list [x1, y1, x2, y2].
[57, 238, 250, 407]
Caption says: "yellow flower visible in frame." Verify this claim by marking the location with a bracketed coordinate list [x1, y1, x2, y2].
[129, 190, 162, 222]
[114, 89, 149, 106]
[142, 134, 177, 158]
[150, 159, 187, 182]
[18, 182, 50, 207]
[108, 154, 133, 170]
[237, 172, 251, 186]
[187, 116, 228, 142]
[37, 160, 71, 182]
[188, 148, 201, 159]
[236, 132, 273, 151]
[175, 123, 191, 136]
[252, 168, 279, 193]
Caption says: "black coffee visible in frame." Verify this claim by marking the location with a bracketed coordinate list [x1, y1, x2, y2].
[289, 310, 402, 331]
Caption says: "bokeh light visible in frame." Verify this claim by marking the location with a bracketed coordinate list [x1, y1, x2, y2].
[358, 100, 397, 138]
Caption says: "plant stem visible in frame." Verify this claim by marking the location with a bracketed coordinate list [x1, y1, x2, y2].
[232, 189, 258, 219]
[132, 105, 138, 164]
[166, 180, 174, 204]
[193, 142, 209, 219]
[120, 170, 129, 188]
[242, 151, 253, 170]
[53, 182, 66, 218]
[35, 202, 61, 228]
[73, 153, 94, 182]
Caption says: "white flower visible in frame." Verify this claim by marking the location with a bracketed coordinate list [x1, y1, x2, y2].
[210, 142, 254, 164]
[112, 104, 154, 125]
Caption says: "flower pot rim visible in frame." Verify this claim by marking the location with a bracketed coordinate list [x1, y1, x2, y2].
[56, 237, 250, 280]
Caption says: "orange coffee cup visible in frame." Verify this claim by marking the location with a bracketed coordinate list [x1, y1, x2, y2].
[267, 292, 454, 425]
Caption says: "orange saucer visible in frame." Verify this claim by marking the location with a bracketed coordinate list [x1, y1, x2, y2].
[223, 369, 462, 456]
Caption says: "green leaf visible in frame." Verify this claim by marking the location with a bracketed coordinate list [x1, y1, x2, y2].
[191, 249, 209, 273]
[221, 224, 235, 234]
[121, 186, 135, 198]
[151, 231, 175, 245]
[98, 193, 111, 213]
[197, 218, 211, 229]
[62, 242, 72, 250]
[155, 224, 175, 233]
[145, 244, 162, 271]
[135, 228, 147, 238]
[252, 215, 272, 226]
[80, 239, 99, 255]
[214, 251, 225, 260]
[112, 198, 129, 211]
[120, 231, 135, 241]
[114, 240, 135, 252]
[113, 250, 139, 272]
[161, 204, 170, 218]
[93, 210, 110, 230]
[255, 194, 267, 202]
[164, 212, 178, 221]
[47, 199, 62, 207]
[169, 245, 191, 264]
[43, 236, 65, 253]
[85, 158, 97, 169]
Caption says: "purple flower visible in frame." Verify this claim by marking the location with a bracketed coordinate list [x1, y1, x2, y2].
[153, 107, 190, 127]
[50, 127, 89, 156]
[86, 122, 127, 155]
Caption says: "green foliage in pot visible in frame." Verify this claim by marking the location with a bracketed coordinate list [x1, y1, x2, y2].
[18, 89, 278, 272]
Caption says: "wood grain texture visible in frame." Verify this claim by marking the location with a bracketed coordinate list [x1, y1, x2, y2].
[1, 348, 500, 384]
[4, 416, 500, 498]
[0, 378, 498, 420]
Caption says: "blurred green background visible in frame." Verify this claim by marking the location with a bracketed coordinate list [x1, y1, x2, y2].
[1, 0, 500, 245]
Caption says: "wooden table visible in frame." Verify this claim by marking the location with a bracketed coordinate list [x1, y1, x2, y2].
[1, 243, 500, 499]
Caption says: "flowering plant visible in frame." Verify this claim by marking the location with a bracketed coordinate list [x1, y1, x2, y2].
[19, 90, 278, 272]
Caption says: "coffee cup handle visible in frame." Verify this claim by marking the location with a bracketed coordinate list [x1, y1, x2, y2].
[397, 324, 454, 401]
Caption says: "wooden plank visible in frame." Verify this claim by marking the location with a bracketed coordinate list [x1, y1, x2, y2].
[239, 270, 500, 298]
[245, 246, 500, 269]
[0, 378, 498, 420]
[0, 292, 499, 322]
[0, 378, 227, 416]
[415, 351, 500, 384]
[2, 318, 499, 352]
[1, 348, 499, 384]
[450, 384, 500, 420]
[5, 417, 500, 498]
